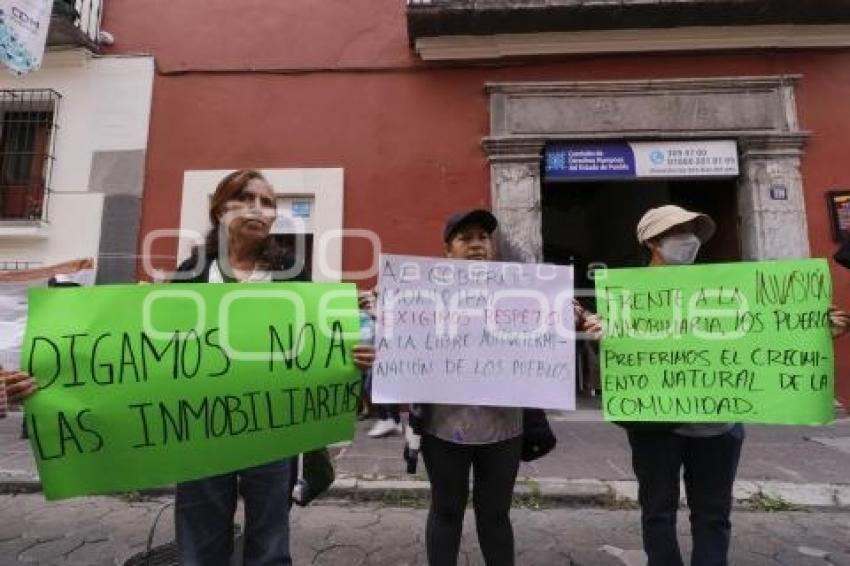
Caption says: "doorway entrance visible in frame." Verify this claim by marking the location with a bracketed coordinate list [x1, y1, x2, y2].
[542, 177, 741, 396]
[543, 178, 741, 287]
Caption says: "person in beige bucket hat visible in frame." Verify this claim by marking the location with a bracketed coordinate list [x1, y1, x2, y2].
[625, 204, 848, 566]
[626, 204, 743, 566]
[636, 205, 716, 265]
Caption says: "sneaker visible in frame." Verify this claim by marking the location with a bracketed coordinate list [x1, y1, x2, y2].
[367, 418, 402, 438]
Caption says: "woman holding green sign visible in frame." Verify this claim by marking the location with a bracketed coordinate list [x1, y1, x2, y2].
[0, 170, 379, 564]
[169, 169, 376, 566]
[627, 205, 848, 566]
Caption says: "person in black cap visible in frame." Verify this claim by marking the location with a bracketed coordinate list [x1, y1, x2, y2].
[412, 208, 599, 566]
[441, 209, 499, 253]
[417, 208, 521, 566]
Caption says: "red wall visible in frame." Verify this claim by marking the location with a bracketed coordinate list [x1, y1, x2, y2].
[102, 0, 850, 402]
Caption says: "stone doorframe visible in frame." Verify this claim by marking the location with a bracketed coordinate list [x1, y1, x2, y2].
[482, 76, 810, 263]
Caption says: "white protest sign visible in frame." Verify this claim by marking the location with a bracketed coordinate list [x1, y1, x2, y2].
[0, 259, 95, 370]
[373, 254, 577, 410]
[0, 0, 53, 74]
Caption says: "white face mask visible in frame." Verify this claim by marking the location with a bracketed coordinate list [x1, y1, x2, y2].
[658, 233, 701, 265]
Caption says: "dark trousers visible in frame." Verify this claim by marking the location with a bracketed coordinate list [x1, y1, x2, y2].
[364, 368, 400, 423]
[376, 404, 400, 423]
[175, 459, 293, 566]
[421, 434, 522, 566]
[627, 428, 744, 566]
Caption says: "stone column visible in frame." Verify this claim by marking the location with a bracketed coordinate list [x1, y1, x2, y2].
[483, 139, 545, 263]
[737, 134, 810, 260]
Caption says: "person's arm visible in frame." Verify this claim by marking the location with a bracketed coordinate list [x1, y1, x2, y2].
[573, 300, 603, 339]
[352, 345, 375, 370]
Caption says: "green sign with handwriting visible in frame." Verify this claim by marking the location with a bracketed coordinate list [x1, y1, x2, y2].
[596, 259, 834, 425]
[22, 283, 359, 500]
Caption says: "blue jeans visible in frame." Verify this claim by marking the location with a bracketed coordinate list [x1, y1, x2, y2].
[627, 427, 744, 566]
[175, 459, 293, 566]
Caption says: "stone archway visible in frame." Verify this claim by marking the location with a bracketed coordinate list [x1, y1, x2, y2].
[482, 76, 809, 263]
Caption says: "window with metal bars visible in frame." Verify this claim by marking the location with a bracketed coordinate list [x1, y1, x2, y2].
[0, 260, 42, 271]
[0, 89, 60, 221]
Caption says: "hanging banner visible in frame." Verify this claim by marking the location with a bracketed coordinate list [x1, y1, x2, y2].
[0, 0, 53, 74]
[545, 140, 739, 181]
[373, 254, 577, 410]
[22, 282, 360, 500]
[596, 259, 835, 425]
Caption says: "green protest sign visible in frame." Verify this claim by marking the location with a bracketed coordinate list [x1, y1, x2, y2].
[22, 283, 360, 500]
[596, 259, 834, 425]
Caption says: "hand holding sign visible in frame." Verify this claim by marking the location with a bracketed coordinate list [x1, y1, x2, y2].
[829, 305, 850, 338]
[2, 369, 37, 403]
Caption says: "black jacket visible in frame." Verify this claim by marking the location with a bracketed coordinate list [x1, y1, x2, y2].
[173, 252, 310, 283]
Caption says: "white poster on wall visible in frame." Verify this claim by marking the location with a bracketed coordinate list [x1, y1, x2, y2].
[0, 0, 53, 74]
[372, 254, 577, 410]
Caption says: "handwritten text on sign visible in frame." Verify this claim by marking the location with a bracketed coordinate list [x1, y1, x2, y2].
[373, 255, 577, 410]
[596, 259, 834, 425]
[22, 283, 360, 500]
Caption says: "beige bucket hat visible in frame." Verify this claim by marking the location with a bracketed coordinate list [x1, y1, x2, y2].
[636, 205, 716, 246]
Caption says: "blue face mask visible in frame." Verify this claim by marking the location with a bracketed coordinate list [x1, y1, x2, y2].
[658, 233, 701, 265]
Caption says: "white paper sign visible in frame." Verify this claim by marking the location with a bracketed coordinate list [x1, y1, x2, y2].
[0, 259, 95, 370]
[372, 254, 577, 410]
[0, 0, 53, 74]
[0, 281, 41, 371]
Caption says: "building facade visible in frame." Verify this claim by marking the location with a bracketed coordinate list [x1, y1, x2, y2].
[0, 0, 154, 283]
[100, 0, 850, 401]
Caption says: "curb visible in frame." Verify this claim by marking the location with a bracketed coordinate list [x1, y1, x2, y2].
[3, 474, 850, 510]
[0, 471, 40, 494]
[326, 478, 850, 510]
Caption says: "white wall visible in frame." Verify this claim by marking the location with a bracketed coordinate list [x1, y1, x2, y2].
[0, 49, 154, 267]
[176, 169, 344, 282]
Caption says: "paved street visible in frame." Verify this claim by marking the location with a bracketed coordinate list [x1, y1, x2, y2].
[3, 410, 850, 564]
[2, 494, 850, 565]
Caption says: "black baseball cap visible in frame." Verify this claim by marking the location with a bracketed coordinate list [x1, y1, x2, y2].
[443, 209, 498, 243]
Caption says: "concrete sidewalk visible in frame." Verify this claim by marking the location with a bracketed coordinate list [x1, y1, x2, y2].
[3, 409, 850, 508]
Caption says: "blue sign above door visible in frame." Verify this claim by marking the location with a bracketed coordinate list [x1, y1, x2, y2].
[545, 143, 636, 180]
[545, 141, 739, 181]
